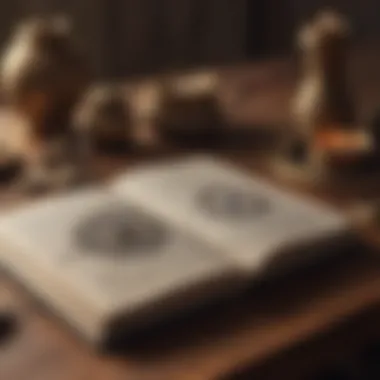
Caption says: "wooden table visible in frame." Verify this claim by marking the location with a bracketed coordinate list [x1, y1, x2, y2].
[1, 52, 380, 380]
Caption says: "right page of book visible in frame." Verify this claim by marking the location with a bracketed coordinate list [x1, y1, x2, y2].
[111, 155, 349, 274]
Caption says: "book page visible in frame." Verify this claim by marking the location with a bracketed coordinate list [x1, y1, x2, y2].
[0, 187, 235, 315]
[111, 156, 349, 272]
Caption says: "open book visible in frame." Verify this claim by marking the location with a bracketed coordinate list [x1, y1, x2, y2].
[0, 156, 351, 346]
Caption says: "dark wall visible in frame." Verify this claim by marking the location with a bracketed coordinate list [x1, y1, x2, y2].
[0, 0, 248, 78]
[0, 2, 23, 51]
[107, 0, 248, 77]
[291, 0, 380, 43]
[21, 0, 110, 76]
[246, 0, 380, 56]
[1, 1, 379, 78]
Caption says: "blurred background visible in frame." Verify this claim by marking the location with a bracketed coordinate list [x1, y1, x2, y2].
[1, 2, 380, 380]
[2, 0, 380, 78]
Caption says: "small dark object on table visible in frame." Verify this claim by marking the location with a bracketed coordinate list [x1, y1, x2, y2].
[73, 84, 132, 155]
[155, 72, 224, 148]
[0, 157, 24, 184]
[281, 134, 310, 165]
[0, 312, 17, 346]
